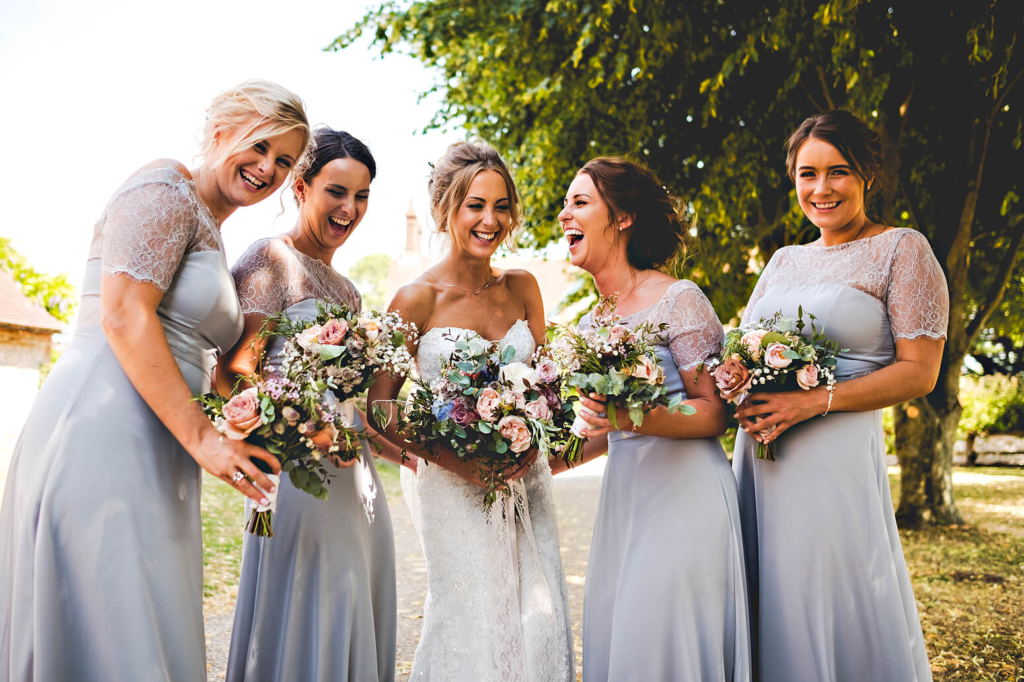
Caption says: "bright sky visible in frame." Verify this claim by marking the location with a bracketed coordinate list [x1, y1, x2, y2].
[0, 0, 472, 292]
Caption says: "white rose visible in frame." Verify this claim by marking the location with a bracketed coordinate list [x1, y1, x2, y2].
[500, 361, 539, 388]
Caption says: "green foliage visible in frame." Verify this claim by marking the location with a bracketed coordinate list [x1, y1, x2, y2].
[958, 374, 1024, 437]
[347, 253, 392, 311]
[337, 0, 1022, 327]
[0, 237, 76, 323]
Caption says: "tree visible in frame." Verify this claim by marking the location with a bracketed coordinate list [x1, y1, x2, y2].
[348, 254, 393, 311]
[0, 236, 77, 324]
[339, 0, 1024, 526]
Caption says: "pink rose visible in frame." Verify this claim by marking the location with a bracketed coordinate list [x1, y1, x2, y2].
[222, 387, 262, 440]
[319, 318, 349, 346]
[476, 387, 501, 422]
[535, 358, 560, 385]
[498, 415, 532, 454]
[296, 324, 323, 351]
[524, 395, 552, 421]
[796, 364, 820, 390]
[357, 317, 381, 342]
[608, 324, 629, 344]
[714, 355, 752, 403]
[630, 355, 660, 383]
[500, 389, 527, 411]
[741, 330, 768, 359]
[764, 342, 793, 369]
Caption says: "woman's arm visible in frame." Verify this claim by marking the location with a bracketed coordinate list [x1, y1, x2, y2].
[736, 336, 945, 442]
[102, 274, 281, 504]
[549, 432, 608, 475]
[215, 314, 272, 395]
[507, 269, 548, 347]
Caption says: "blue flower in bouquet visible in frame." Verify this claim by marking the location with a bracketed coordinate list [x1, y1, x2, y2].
[432, 399, 453, 422]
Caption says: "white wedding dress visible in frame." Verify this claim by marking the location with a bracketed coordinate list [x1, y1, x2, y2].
[400, 319, 574, 682]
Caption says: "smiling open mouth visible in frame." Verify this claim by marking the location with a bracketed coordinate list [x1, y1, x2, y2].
[471, 230, 497, 243]
[240, 169, 267, 191]
[811, 201, 841, 210]
[564, 228, 584, 248]
[329, 215, 353, 236]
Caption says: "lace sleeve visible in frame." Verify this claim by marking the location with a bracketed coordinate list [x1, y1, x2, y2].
[101, 180, 197, 291]
[886, 230, 949, 340]
[665, 281, 725, 371]
[741, 251, 779, 325]
[231, 239, 292, 315]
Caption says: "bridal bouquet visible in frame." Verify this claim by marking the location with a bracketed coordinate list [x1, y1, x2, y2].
[197, 379, 361, 536]
[709, 307, 841, 461]
[549, 296, 695, 464]
[399, 333, 574, 508]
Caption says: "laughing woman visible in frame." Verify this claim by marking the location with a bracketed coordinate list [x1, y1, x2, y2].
[732, 110, 944, 682]
[221, 128, 404, 682]
[0, 80, 308, 682]
[558, 157, 751, 682]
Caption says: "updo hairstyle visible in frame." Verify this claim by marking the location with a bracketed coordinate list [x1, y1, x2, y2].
[199, 79, 310, 171]
[580, 157, 688, 271]
[293, 127, 376, 205]
[428, 141, 521, 250]
[785, 109, 883, 202]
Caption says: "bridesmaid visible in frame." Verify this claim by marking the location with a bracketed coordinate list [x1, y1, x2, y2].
[221, 127, 406, 682]
[557, 157, 751, 681]
[732, 110, 946, 682]
[0, 80, 308, 681]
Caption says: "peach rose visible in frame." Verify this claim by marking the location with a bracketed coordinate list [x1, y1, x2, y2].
[222, 387, 262, 440]
[714, 355, 752, 403]
[796, 364, 820, 390]
[498, 415, 532, 453]
[296, 324, 323, 351]
[319, 318, 349, 346]
[631, 355, 660, 383]
[741, 330, 768, 359]
[500, 389, 527, 411]
[357, 317, 381, 342]
[307, 422, 339, 452]
[476, 387, 502, 422]
[524, 395, 552, 421]
[764, 342, 793, 369]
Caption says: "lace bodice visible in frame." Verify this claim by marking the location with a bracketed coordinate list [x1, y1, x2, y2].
[231, 238, 362, 316]
[742, 228, 949, 340]
[415, 319, 536, 383]
[78, 167, 226, 325]
[579, 279, 724, 372]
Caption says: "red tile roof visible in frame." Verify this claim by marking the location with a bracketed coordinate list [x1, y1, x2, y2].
[0, 269, 62, 333]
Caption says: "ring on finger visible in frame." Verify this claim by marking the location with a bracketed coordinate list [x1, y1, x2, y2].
[231, 470, 245, 484]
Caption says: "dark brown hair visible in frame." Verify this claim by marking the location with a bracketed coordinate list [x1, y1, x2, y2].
[295, 126, 376, 184]
[579, 157, 687, 271]
[785, 110, 883, 201]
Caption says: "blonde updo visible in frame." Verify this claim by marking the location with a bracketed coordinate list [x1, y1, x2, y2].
[428, 141, 521, 250]
[199, 79, 310, 170]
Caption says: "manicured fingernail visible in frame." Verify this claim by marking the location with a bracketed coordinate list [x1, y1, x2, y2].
[261, 498, 269, 505]
[270, 486, 277, 493]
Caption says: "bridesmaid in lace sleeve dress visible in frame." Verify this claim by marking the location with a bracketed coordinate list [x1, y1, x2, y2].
[732, 111, 946, 682]
[556, 157, 751, 682]
[221, 128, 406, 682]
[0, 80, 308, 682]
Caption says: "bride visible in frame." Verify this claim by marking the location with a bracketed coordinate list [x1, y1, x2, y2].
[367, 141, 574, 681]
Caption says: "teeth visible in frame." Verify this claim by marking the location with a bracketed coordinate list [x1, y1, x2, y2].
[329, 216, 352, 227]
[563, 228, 583, 237]
[472, 231, 496, 241]
[814, 201, 839, 209]
[241, 170, 266, 189]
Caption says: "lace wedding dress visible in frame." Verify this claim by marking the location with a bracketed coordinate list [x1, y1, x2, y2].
[400, 319, 574, 682]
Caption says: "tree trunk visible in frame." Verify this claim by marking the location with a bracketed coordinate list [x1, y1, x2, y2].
[965, 431, 979, 466]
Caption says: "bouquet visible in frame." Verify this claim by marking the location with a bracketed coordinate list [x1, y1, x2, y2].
[548, 296, 695, 465]
[398, 333, 575, 508]
[709, 307, 841, 461]
[197, 380, 361, 536]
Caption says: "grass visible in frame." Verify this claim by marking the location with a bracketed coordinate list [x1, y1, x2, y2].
[890, 467, 1024, 681]
[200, 463, 1024, 680]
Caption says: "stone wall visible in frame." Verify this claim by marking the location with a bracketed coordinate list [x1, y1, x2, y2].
[0, 327, 53, 441]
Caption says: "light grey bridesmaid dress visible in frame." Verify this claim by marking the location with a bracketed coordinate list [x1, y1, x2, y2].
[0, 167, 243, 681]
[732, 228, 948, 682]
[224, 238, 397, 682]
[581, 280, 751, 682]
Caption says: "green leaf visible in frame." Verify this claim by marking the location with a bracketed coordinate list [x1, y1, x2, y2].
[319, 345, 346, 362]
